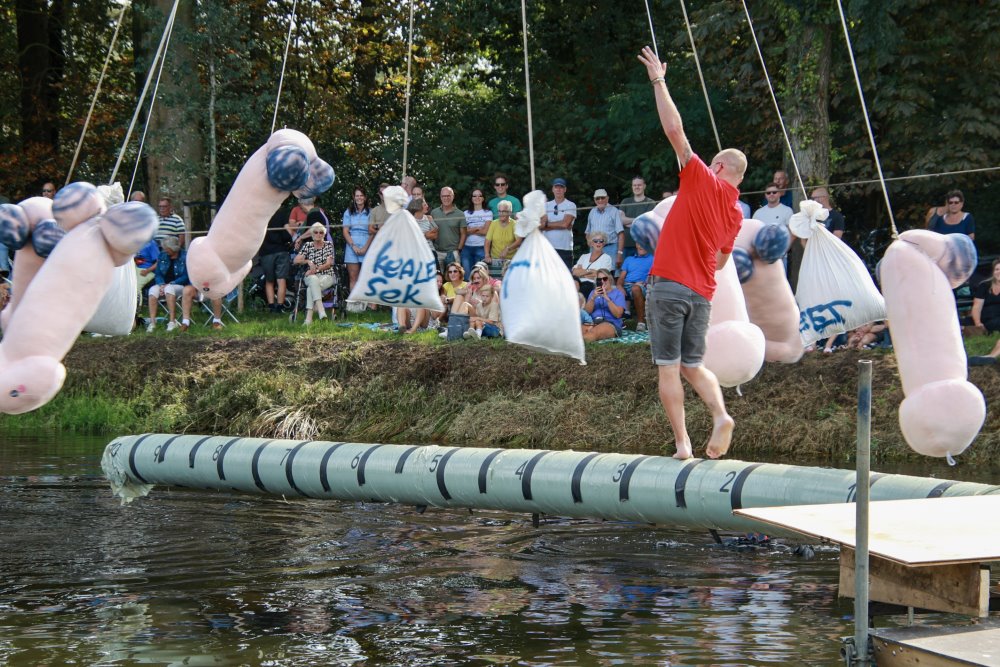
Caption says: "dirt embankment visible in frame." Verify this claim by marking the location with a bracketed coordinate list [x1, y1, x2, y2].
[30, 337, 1000, 465]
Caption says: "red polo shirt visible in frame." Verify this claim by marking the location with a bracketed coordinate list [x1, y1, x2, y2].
[650, 154, 743, 300]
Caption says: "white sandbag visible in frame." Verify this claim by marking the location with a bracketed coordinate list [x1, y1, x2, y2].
[790, 200, 885, 347]
[347, 186, 443, 311]
[703, 259, 765, 388]
[85, 263, 138, 335]
[501, 190, 585, 363]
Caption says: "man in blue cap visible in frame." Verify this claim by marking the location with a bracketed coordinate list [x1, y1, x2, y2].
[541, 177, 576, 270]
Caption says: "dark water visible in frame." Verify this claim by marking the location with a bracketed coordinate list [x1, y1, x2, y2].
[1, 434, 996, 666]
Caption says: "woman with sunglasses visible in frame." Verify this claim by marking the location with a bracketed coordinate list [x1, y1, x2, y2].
[572, 232, 613, 299]
[928, 190, 976, 241]
[292, 221, 335, 325]
[462, 189, 492, 277]
[441, 262, 468, 321]
[583, 268, 625, 342]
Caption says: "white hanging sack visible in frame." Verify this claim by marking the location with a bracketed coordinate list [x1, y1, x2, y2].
[85, 183, 138, 335]
[348, 186, 443, 312]
[501, 190, 585, 364]
[790, 200, 885, 347]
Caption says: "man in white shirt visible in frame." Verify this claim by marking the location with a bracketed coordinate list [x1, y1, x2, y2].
[752, 183, 793, 228]
[540, 177, 576, 270]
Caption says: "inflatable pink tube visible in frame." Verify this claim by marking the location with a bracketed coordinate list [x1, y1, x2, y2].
[703, 259, 765, 388]
[0, 196, 58, 330]
[0, 185, 157, 414]
[881, 234, 984, 458]
[187, 129, 334, 299]
[733, 218, 802, 363]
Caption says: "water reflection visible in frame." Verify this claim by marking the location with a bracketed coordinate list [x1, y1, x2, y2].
[1, 433, 998, 666]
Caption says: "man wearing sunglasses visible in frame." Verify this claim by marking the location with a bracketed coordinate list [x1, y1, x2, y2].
[488, 173, 522, 218]
[638, 45, 746, 461]
[41, 182, 56, 199]
[752, 182, 793, 230]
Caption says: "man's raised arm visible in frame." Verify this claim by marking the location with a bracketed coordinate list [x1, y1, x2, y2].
[638, 46, 692, 167]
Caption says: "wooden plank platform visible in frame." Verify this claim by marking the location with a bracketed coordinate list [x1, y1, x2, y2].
[872, 619, 1000, 667]
[734, 495, 1000, 566]
[735, 495, 999, 616]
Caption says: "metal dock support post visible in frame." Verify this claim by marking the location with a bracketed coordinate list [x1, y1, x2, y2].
[844, 360, 874, 666]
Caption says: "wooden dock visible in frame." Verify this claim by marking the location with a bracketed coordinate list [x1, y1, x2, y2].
[736, 495, 1000, 666]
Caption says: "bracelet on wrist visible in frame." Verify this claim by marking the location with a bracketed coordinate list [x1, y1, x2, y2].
[650, 76, 665, 84]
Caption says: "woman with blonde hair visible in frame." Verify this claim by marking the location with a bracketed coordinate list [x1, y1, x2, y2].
[457, 283, 503, 339]
[582, 268, 625, 342]
[292, 221, 335, 325]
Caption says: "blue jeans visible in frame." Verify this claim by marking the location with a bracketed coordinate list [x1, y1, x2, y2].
[482, 322, 502, 338]
[461, 246, 485, 278]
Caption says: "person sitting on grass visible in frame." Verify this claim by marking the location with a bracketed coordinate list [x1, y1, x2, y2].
[582, 268, 626, 342]
[146, 235, 188, 332]
[617, 243, 653, 331]
[969, 337, 1000, 366]
[456, 283, 503, 339]
[178, 285, 225, 331]
[846, 321, 888, 350]
[292, 221, 335, 326]
[442, 262, 468, 315]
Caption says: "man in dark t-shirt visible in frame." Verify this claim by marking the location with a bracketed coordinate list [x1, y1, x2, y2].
[619, 176, 657, 261]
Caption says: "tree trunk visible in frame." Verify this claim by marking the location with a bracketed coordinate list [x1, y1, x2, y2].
[782, 22, 832, 199]
[144, 0, 206, 212]
[16, 0, 64, 165]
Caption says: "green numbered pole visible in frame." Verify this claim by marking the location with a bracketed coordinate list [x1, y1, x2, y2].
[103, 435, 1000, 535]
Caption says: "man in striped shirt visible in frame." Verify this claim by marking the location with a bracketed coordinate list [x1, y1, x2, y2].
[155, 197, 186, 248]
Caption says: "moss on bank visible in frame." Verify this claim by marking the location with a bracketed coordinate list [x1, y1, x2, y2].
[3, 334, 999, 466]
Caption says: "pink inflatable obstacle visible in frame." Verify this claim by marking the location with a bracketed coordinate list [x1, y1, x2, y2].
[733, 218, 802, 363]
[0, 183, 158, 414]
[881, 229, 984, 459]
[703, 258, 765, 389]
[187, 129, 334, 299]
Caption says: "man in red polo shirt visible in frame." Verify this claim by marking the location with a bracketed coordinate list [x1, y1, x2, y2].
[638, 46, 747, 460]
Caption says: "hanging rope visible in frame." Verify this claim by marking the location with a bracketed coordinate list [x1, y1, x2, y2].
[109, 0, 180, 185]
[127, 8, 178, 197]
[642, 0, 659, 59]
[835, 1, 899, 239]
[66, 1, 129, 186]
[739, 0, 808, 201]
[678, 0, 722, 153]
[520, 0, 536, 190]
[401, 0, 416, 179]
[270, 0, 299, 135]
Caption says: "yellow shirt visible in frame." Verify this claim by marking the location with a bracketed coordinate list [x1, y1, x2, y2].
[486, 219, 517, 258]
[443, 281, 468, 299]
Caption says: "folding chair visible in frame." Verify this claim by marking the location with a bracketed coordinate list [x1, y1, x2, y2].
[199, 287, 240, 327]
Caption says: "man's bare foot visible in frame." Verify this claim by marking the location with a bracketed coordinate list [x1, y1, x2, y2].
[673, 440, 693, 460]
[706, 415, 735, 459]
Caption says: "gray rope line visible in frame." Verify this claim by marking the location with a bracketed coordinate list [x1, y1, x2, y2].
[679, 0, 722, 153]
[66, 1, 129, 186]
[128, 8, 178, 198]
[270, 0, 299, 135]
[109, 0, 180, 185]
[739, 0, 808, 201]
[401, 0, 416, 179]
[521, 0, 536, 190]
[836, 0, 899, 239]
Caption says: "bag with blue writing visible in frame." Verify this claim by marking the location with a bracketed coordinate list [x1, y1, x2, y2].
[501, 190, 585, 363]
[790, 200, 886, 347]
[347, 186, 444, 311]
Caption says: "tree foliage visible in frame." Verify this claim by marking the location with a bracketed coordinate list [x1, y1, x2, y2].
[2, 0, 997, 250]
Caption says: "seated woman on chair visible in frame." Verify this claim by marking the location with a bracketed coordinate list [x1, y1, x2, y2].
[292, 221, 335, 325]
[582, 268, 625, 342]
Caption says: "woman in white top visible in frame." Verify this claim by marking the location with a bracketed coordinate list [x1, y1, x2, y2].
[572, 231, 613, 300]
[462, 188, 492, 278]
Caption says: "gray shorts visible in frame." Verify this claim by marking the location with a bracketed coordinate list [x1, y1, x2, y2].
[260, 252, 291, 281]
[647, 279, 711, 367]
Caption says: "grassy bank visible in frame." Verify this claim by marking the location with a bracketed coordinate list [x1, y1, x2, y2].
[3, 316, 999, 467]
